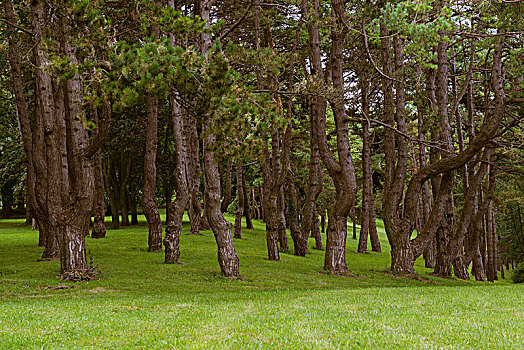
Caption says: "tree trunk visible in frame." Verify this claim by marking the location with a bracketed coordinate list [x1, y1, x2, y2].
[300, 97, 323, 254]
[59, 26, 95, 276]
[4, 0, 37, 231]
[311, 204, 323, 250]
[165, 182, 173, 226]
[320, 206, 326, 234]
[418, 109, 434, 267]
[142, 96, 163, 252]
[120, 157, 131, 227]
[187, 117, 202, 235]
[30, 0, 61, 262]
[265, 192, 280, 261]
[358, 78, 371, 253]
[221, 158, 233, 212]
[380, 29, 413, 273]
[129, 190, 138, 225]
[324, 210, 349, 273]
[263, 133, 279, 260]
[304, 0, 356, 273]
[199, 0, 239, 277]
[486, 198, 496, 282]
[103, 156, 120, 229]
[285, 180, 306, 256]
[204, 148, 240, 277]
[141, 12, 162, 250]
[352, 202, 357, 240]
[243, 171, 254, 229]
[432, 38, 456, 277]
[233, 163, 244, 238]
[91, 105, 106, 239]
[164, 94, 189, 263]
[277, 185, 289, 251]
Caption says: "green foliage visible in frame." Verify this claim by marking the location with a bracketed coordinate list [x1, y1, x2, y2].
[512, 263, 524, 284]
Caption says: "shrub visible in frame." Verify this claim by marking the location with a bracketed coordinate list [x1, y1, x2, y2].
[511, 263, 524, 284]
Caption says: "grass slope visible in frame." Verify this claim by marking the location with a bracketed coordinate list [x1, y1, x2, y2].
[0, 214, 522, 349]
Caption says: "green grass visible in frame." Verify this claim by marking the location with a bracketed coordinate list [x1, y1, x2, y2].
[1, 213, 522, 349]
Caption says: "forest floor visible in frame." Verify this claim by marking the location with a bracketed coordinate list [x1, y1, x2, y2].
[0, 213, 522, 349]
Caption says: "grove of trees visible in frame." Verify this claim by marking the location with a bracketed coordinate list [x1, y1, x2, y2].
[0, 0, 523, 282]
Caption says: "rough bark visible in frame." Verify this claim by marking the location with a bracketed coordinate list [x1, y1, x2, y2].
[141, 10, 162, 251]
[380, 30, 412, 273]
[303, 0, 357, 273]
[397, 37, 506, 275]
[199, 0, 239, 277]
[30, 0, 60, 261]
[418, 109, 434, 268]
[58, 23, 95, 276]
[142, 96, 163, 252]
[164, 94, 189, 263]
[203, 139, 240, 277]
[433, 38, 456, 277]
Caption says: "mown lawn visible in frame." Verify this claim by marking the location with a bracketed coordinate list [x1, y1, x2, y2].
[0, 213, 522, 349]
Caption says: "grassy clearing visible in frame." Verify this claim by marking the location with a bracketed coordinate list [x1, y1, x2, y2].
[0, 214, 522, 349]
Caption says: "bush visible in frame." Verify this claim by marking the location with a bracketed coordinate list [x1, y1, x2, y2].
[511, 263, 524, 284]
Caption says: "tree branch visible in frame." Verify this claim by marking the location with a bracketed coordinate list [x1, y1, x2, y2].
[219, 0, 255, 41]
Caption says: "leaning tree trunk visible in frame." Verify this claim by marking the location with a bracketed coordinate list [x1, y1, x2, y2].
[4, 0, 40, 242]
[317, 0, 357, 273]
[198, 0, 239, 277]
[389, 34, 506, 275]
[30, 0, 60, 261]
[203, 138, 239, 277]
[164, 94, 189, 263]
